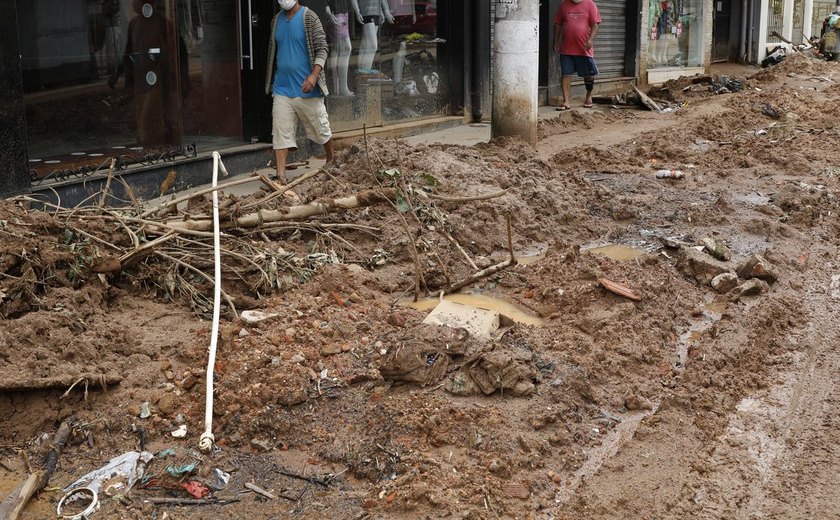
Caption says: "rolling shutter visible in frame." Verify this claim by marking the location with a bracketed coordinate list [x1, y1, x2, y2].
[593, 0, 628, 78]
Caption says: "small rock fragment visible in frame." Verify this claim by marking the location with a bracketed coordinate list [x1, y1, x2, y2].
[251, 438, 271, 451]
[158, 393, 176, 415]
[677, 247, 733, 286]
[320, 343, 343, 356]
[736, 254, 778, 283]
[701, 237, 731, 261]
[240, 310, 279, 326]
[730, 279, 770, 301]
[238, 328, 250, 338]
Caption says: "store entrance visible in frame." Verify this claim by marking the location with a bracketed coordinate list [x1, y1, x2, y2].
[19, 0, 245, 181]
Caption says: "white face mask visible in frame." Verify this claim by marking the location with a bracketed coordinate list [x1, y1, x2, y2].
[278, 0, 296, 11]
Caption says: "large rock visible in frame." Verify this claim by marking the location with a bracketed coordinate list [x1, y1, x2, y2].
[730, 279, 770, 301]
[711, 272, 739, 294]
[677, 247, 733, 286]
[736, 254, 778, 283]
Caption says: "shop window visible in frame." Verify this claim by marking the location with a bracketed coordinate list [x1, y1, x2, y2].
[314, 0, 450, 131]
[647, 0, 705, 68]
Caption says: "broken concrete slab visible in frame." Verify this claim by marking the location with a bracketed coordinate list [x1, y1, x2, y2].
[422, 299, 500, 340]
[677, 247, 734, 286]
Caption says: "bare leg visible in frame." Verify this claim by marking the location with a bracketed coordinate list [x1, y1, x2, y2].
[274, 148, 290, 183]
[584, 76, 594, 106]
[323, 139, 335, 164]
[561, 75, 572, 107]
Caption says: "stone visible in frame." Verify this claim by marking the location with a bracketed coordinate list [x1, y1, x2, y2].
[240, 310, 279, 326]
[677, 247, 734, 286]
[710, 272, 739, 294]
[238, 328, 250, 338]
[157, 393, 176, 415]
[386, 312, 410, 327]
[730, 279, 770, 301]
[251, 438, 271, 451]
[320, 343, 342, 356]
[289, 353, 306, 364]
[164, 370, 175, 381]
[736, 254, 778, 283]
[701, 237, 731, 261]
[181, 373, 198, 390]
[348, 292, 364, 303]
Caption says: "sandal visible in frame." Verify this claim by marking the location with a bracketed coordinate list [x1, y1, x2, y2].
[555, 104, 571, 111]
[583, 102, 594, 108]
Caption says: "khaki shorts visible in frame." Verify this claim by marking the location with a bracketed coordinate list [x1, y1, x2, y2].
[272, 95, 333, 150]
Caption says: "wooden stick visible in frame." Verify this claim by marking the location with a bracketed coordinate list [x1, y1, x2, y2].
[427, 190, 507, 203]
[0, 374, 122, 393]
[244, 482, 277, 500]
[239, 167, 324, 210]
[98, 158, 117, 208]
[141, 174, 261, 218]
[144, 497, 240, 506]
[0, 421, 72, 520]
[444, 216, 517, 294]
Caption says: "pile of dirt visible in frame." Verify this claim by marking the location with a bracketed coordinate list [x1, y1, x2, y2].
[2, 56, 840, 520]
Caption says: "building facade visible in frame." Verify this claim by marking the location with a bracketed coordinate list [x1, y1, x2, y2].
[2, 0, 490, 200]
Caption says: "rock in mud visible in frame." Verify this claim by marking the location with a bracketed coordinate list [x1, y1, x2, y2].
[711, 272, 739, 294]
[701, 237, 731, 261]
[736, 254, 778, 283]
[729, 279, 770, 301]
[677, 247, 733, 286]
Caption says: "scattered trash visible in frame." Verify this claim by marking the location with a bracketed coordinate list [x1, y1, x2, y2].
[761, 46, 787, 68]
[56, 487, 98, 520]
[181, 480, 210, 499]
[207, 468, 231, 491]
[655, 169, 685, 179]
[139, 402, 151, 419]
[761, 103, 782, 119]
[170, 425, 187, 438]
[597, 277, 642, 302]
[166, 462, 198, 477]
[240, 310, 279, 326]
[710, 75, 744, 94]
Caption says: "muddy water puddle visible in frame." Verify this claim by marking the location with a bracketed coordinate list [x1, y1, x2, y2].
[514, 243, 548, 266]
[675, 301, 728, 368]
[404, 294, 545, 327]
[582, 243, 647, 261]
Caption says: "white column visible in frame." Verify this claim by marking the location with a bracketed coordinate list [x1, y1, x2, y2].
[782, 0, 795, 42]
[758, 0, 769, 61]
[492, 0, 539, 147]
[803, 0, 814, 39]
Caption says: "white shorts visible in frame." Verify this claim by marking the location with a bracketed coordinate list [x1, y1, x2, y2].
[272, 95, 333, 150]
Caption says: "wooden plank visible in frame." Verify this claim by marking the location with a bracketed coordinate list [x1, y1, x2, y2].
[632, 86, 662, 112]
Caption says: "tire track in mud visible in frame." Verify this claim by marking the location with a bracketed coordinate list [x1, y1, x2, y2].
[694, 245, 840, 519]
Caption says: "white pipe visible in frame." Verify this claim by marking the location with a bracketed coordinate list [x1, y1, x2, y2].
[199, 151, 228, 453]
[491, 0, 539, 146]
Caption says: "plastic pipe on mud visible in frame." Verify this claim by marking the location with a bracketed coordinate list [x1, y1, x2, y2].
[199, 151, 228, 453]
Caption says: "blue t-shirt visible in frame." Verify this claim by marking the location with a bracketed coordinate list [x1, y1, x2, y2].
[273, 8, 321, 98]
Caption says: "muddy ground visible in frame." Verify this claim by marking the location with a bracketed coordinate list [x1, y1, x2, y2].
[2, 52, 840, 519]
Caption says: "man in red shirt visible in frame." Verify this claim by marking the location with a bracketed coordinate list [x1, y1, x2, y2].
[553, 0, 602, 110]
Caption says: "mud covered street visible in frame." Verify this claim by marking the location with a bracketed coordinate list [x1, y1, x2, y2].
[2, 54, 840, 519]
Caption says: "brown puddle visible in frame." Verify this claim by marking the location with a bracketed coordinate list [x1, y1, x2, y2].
[584, 244, 646, 261]
[515, 252, 546, 266]
[404, 294, 545, 327]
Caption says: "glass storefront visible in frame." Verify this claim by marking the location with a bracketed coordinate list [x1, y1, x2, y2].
[17, 0, 452, 181]
[307, 0, 449, 132]
[646, 0, 705, 68]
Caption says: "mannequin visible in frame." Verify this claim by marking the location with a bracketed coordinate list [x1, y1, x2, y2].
[388, 0, 415, 24]
[326, 0, 354, 95]
[351, 0, 394, 73]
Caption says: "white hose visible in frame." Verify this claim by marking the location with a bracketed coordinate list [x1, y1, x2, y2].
[199, 151, 228, 452]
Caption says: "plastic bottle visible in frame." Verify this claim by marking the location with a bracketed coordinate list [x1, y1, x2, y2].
[655, 169, 685, 179]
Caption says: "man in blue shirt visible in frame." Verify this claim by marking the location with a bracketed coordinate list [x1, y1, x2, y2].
[265, 0, 333, 182]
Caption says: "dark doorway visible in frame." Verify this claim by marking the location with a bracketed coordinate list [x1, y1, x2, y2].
[713, 0, 732, 62]
[539, 0, 549, 87]
[240, 0, 274, 144]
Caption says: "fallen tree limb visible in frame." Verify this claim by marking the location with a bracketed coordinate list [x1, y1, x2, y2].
[162, 188, 396, 233]
[0, 374, 122, 393]
[141, 173, 257, 218]
[239, 167, 325, 210]
[0, 421, 72, 520]
[426, 190, 507, 203]
[444, 215, 516, 294]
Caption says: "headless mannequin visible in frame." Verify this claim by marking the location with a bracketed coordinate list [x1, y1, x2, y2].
[326, 0, 353, 95]
[351, 0, 394, 72]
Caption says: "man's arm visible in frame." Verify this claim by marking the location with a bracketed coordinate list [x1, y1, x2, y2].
[303, 11, 329, 93]
[553, 23, 563, 53]
[584, 22, 599, 51]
